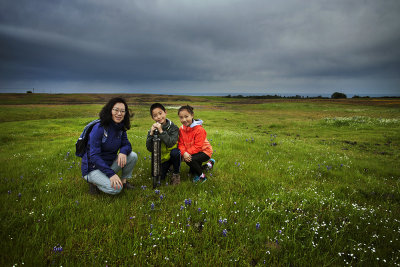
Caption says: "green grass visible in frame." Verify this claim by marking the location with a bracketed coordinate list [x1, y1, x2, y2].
[1, 95, 399, 266]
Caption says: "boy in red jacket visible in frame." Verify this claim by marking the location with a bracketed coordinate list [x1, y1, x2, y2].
[178, 105, 215, 183]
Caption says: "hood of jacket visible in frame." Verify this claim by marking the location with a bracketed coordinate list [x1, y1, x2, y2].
[190, 119, 203, 128]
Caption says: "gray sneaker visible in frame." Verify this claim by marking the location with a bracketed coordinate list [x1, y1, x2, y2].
[88, 183, 100, 195]
[123, 181, 135, 190]
[172, 173, 181, 185]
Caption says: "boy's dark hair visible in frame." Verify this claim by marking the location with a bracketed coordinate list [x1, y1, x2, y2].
[178, 105, 194, 115]
[99, 97, 132, 131]
[150, 103, 166, 116]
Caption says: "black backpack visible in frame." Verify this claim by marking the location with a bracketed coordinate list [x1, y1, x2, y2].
[75, 119, 101, 157]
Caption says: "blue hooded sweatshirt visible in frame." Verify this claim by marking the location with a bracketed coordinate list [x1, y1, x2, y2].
[81, 121, 132, 178]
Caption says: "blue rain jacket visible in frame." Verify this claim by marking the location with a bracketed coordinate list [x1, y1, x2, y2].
[81, 121, 132, 178]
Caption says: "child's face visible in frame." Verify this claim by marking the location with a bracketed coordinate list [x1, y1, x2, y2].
[152, 108, 167, 125]
[178, 109, 194, 127]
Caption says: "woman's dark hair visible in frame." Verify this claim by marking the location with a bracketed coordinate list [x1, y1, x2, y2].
[150, 103, 166, 115]
[99, 97, 132, 130]
[178, 105, 194, 116]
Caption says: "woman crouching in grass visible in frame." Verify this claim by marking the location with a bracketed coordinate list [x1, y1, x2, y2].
[81, 97, 138, 195]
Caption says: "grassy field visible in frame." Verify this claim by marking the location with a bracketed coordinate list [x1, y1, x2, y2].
[1, 94, 399, 266]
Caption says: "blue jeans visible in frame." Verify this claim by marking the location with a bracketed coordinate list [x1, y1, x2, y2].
[83, 152, 138, 195]
[161, 148, 181, 180]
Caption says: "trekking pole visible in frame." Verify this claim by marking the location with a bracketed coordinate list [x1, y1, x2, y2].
[152, 129, 162, 188]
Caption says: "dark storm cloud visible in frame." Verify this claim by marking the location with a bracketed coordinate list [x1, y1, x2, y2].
[1, 0, 399, 95]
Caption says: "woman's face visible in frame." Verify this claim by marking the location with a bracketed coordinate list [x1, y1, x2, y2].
[111, 102, 126, 123]
[178, 109, 194, 127]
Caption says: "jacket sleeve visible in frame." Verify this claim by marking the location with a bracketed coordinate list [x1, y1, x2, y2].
[186, 127, 207, 155]
[119, 131, 132, 155]
[178, 128, 187, 155]
[159, 124, 179, 148]
[88, 124, 115, 178]
[146, 130, 153, 152]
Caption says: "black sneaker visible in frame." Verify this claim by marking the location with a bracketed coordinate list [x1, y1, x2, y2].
[123, 182, 134, 190]
[208, 159, 215, 169]
[88, 183, 100, 195]
[202, 159, 215, 171]
[200, 176, 207, 183]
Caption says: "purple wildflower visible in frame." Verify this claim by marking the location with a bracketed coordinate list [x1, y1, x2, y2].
[155, 189, 160, 194]
[8, 190, 11, 194]
[160, 194, 164, 200]
[151, 202, 155, 210]
[222, 229, 228, 237]
[184, 199, 192, 206]
[180, 205, 184, 210]
[53, 245, 63, 253]
[18, 193, 21, 198]
[141, 185, 147, 190]
[198, 208, 202, 212]
[256, 222, 261, 230]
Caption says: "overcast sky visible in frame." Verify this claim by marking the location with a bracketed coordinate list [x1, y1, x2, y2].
[1, 0, 399, 96]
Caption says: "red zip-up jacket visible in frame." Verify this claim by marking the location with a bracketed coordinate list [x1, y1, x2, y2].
[178, 119, 213, 157]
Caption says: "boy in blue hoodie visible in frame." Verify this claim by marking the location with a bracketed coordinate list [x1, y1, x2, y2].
[146, 103, 181, 185]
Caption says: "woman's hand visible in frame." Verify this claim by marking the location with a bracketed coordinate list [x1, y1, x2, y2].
[110, 174, 123, 190]
[118, 153, 127, 168]
[183, 152, 192, 162]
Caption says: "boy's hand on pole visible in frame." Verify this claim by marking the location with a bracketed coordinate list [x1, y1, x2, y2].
[150, 124, 157, 135]
[152, 122, 163, 133]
